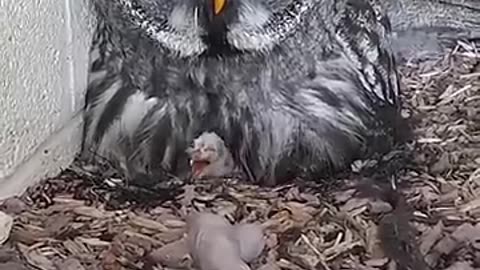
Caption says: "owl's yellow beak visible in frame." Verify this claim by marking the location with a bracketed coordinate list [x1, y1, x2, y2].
[212, 0, 226, 15]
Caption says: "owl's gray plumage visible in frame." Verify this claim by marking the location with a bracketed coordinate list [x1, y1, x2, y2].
[81, 0, 479, 185]
[382, 0, 480, 61]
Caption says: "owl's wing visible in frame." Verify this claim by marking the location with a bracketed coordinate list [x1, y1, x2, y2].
[81, 13, 189, 181]
[332, 0, 400, 107]
[81, 18, 122, 158]
[81, 15, 146, 171]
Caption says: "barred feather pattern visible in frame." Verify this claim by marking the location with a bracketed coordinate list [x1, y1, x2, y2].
[81, 0, 403, 185]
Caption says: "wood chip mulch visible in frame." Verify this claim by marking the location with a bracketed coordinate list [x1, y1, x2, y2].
[0, 42, 479, 270]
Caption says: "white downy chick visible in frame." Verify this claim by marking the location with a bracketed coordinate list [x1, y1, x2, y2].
[233, 223, 266, 263]
[186, 132, 235, 179]
[186, 212, 249, 270]
[186, 212, 265, 270]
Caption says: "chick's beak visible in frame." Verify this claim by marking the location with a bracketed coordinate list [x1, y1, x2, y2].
[212, 0, 227, 15]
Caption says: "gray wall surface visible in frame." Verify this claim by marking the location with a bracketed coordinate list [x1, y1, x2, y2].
[0, 0, 94, 199]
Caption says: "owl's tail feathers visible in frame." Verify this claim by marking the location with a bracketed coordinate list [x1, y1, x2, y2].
[384, 0, 480, 61]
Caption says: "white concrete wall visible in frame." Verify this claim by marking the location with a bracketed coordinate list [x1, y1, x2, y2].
[0, 0, 95, 199]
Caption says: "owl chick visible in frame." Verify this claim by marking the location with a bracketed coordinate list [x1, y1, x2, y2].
[186, 212, 265, 270]
[186, 132, 235, 179]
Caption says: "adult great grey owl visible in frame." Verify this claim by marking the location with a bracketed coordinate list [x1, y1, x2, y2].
[80, 0, 479, 185]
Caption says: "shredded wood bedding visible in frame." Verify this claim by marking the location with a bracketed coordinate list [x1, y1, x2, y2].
[0, 42, 479, 270]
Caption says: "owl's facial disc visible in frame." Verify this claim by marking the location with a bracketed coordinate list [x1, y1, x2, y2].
[226, 0, 314, 52]
[200, 0, 313, 55]
[114, 0, 312, 56]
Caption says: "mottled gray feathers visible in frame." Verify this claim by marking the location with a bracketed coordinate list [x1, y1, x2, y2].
[80, 0, 479, 184]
